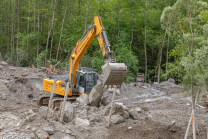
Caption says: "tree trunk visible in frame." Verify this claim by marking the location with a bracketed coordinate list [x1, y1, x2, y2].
[84, 0, 90, 32]
[45, 0, 56, 66]
[16, 0, 20, 63]
[34, 1, 35, 32]
[11, 0, 14, 62]
[69, 0, 75, 31]
[144, 0, 147, 82]
[56, 3, 68, 61]
[0, 1, 2, 34]
[26, 1, 30, 61]
[166, 24, 170, 73]
[50, 32, 54, 60]
[13, 1, 16, 60]
[158, 29, 167, 83]
[37, 0, 40, 67]
[117, 0, 120, 37]
[130, 0, 134, 50]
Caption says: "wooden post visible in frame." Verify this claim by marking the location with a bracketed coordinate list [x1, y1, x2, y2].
[47, 79, 56, 119]
[107, 87, 116, 128]
[184, 113, 192, 139]
[60, 82, 69, 123]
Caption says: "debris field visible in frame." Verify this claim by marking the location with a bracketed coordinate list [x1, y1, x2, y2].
[0, 61, 208, 139]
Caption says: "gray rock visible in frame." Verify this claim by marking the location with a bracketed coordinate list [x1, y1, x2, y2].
[42, 126, 54, 135]
[76, 108, 88, 119]
[63, 102, 74, 123]
[39, 106, 48, 118]
[135, 107, 142, 113]
[89, 114, 101, 123]
[0, 61, 8, 66]
[26, 113, 37, 122]
[101, 102, 125, 116]
[123, 111, 129, 119]
[89, 83, 103, 107]
[101, 96, 111, 106]
[129, 109, 139, 120]
[28, 109, 34, 114]
[88, 106, 98, 114]
[35, 129, 49, 138]
[65, 129, 72, 134]
[0, 93, 7, 100]
[61, 135, 74, 139]
[76, 94, 89, 105]
[74, 118, 90, 127]
[111, 115, 124, 124]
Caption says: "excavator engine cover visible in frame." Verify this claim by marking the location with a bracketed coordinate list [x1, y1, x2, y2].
[102, 63, 127, 88]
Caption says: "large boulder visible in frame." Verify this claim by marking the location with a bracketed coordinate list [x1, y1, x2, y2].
[63, 102, 74, 123]
[76, 94, 89, 105]
[39, 106, 48, 118]
[89, 83, 104, 107]
[101, 102, 129, 119]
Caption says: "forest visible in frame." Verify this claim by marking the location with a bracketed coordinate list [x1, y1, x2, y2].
[0, 0, 208, 85]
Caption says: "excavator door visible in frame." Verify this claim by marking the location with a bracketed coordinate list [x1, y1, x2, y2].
[76, 67, 97, 94]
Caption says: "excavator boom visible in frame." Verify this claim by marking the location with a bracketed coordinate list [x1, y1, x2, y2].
[69, 16, 127, 88]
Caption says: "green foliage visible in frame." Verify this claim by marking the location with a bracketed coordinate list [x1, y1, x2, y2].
[116, 47, 138, 83]
[36, 50, 48, 68]
[91, 58, 105, 74]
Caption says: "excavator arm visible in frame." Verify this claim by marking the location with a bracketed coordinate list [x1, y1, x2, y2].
[69, 16, 125, 88]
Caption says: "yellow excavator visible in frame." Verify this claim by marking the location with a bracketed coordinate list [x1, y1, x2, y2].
[38, 16, 127, 106]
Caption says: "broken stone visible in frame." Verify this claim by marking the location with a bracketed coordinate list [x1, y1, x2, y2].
[129, 109, 139, 120]
[0, 61, 8, 66]
[135, 107, 142, 113]
[76, 94, 89, 105]
[61, 135, 74, 139]
[122, 111, 129, 119]
[111, 115, 124, 124]
[42, 126, 54, 135]
[0, 93, 7, 100]
[65, 129, 72, 134]
[35, 129, 49, 138]
[128, 126, 132, 130]
[74, 118, 90, 127]
[89, 83, 104, 107]
[26, 113, 37, 122]
[101, 96, 111, 106]
[101, 102, 126, 116]
[39, 106, 48, 118]
[21, 73, 29, 77]
[28, 109, 34, 115]
[63, 102, 74, 123]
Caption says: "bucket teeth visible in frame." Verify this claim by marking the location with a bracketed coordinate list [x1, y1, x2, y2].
[102, 63, 127, 87]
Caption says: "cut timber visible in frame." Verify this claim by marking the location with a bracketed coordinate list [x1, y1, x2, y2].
[107, 87, 116, 128]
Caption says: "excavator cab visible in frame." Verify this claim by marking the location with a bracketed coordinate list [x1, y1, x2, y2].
[76, 67, 97, 94]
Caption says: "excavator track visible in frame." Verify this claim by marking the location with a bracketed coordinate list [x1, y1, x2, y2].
[37, 95, 78, 109]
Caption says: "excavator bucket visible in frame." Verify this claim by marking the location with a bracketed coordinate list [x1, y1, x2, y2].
[102, 63, 127, 88]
